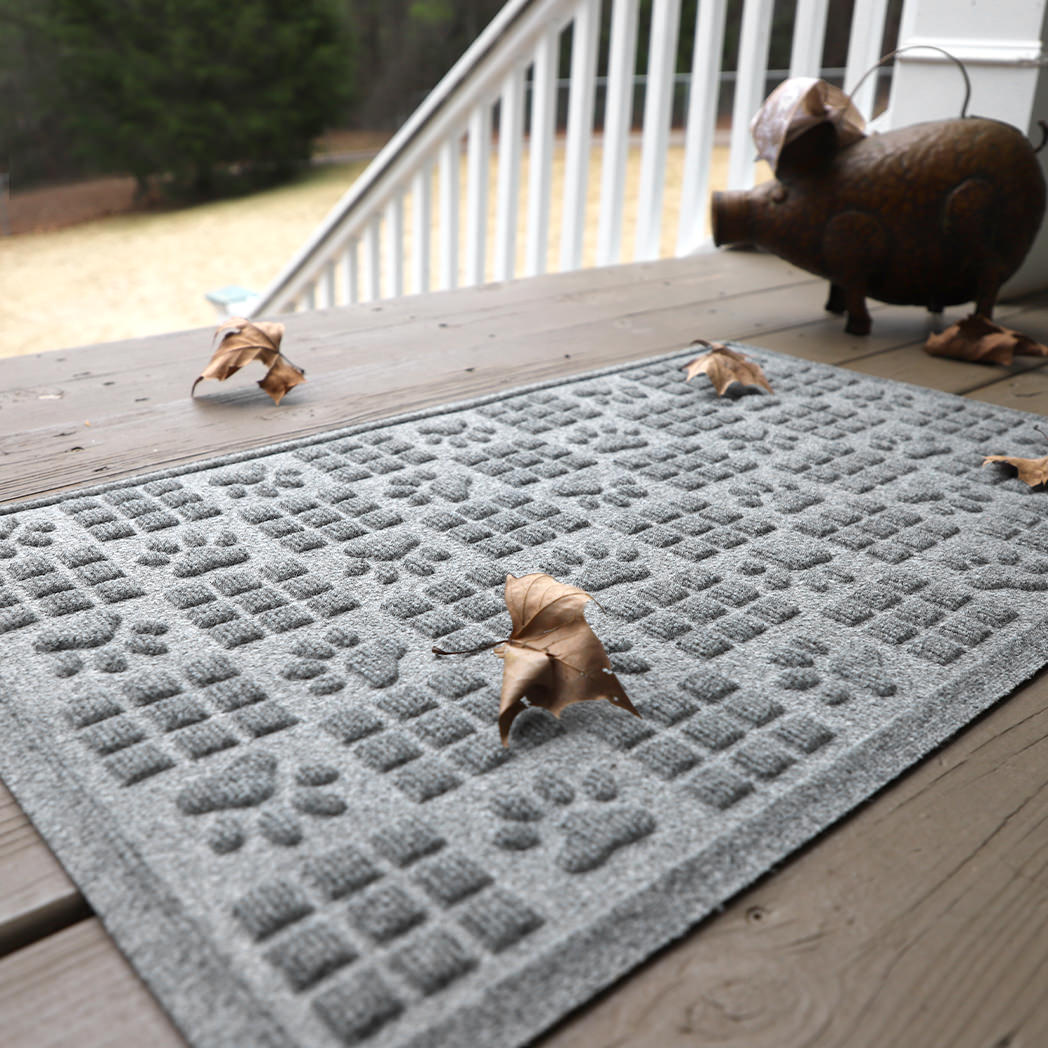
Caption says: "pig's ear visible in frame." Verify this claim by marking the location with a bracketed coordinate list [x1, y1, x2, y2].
[751, 77, 866, 175]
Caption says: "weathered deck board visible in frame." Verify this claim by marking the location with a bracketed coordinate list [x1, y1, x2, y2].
[0, 920, 183, 1046]
[0, 784, 84, 956]
[3, 251, 1048, 1047]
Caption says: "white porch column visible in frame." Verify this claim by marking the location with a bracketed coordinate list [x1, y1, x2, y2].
[885, 0, 1048, 296]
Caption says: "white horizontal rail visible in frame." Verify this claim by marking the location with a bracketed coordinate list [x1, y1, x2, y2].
[250, 0, 903, 316]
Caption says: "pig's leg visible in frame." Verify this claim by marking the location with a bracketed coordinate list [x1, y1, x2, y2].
[825, 283, 847, 314]
[822, 211, 887, 336]
[945, 180, 1003, 320]
[843, 286, 872, 335]
[975, 282, 999, 319]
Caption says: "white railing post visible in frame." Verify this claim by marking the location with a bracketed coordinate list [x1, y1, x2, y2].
[727, 0, 775, 190]
[677, 0, 728, 253]
[886, 0, 1048, 296]
[341, 241, 359, 305]
[412, 166, 432, 294]
[318, 260, 336, 309]
[385, 194, 404, 298]
[559, 0, 600, 271]
[494, 68, 525, 281]
[789, 0, 830, 78]
[596, 0, 640, 266]
[466, 105, 492, 285]
[440, 138, 461, 289]
[525, 28, 558, 277]
[843, 0, 890, 119]
[634, 0, 682, 261]
[363, 215, 381, 301]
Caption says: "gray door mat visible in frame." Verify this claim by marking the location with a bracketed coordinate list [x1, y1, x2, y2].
[3, 345, 1048, 1048]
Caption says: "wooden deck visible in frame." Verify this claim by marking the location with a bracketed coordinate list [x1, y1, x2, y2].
[3, 250, 1048, 1047]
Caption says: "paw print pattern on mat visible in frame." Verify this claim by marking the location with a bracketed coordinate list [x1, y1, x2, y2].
[135, 529, 363, 648]
[491, 768, 655, 873]
[0, 518, 56, 553]
[280, 631, 359, 695]
[35, 610, 170, 679]
[177, 750, 347, 853]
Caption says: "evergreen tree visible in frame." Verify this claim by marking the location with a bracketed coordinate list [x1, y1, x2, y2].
[36, 0, 350, 197]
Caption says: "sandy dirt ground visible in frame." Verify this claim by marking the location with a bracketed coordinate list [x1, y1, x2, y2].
[0, 163, 375, 358]
[1, 136, 762, 359]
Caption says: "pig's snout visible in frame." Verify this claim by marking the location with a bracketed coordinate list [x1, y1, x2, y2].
[711, 190, 752, 247]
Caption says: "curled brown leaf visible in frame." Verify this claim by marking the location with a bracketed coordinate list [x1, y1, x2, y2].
[495, 573, 638, 744]
[434, 573, 639, 746]
[925, 314, 1048, 366]
[983, 453, 1048, 488]
[193, 318, 306, 405]
[682, 340, 773, 396]
[750, 77, 866, 174]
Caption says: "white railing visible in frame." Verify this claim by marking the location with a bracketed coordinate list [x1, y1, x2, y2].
[249, 0, 901, 317]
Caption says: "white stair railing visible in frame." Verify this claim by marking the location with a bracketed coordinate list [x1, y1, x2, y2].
[249, 0, 902, 317]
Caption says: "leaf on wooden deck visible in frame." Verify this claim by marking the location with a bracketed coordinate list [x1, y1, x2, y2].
[192, 318, 306, 405]
[682, 340, 773, 396]
[434, 573, 639, 746]
[924, 315, 1048, 366]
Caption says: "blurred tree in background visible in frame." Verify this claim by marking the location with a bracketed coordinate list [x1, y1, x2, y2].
[341, 0, 503, 127]
[0, 2, 76, 187]
[1, 0, 349, 198]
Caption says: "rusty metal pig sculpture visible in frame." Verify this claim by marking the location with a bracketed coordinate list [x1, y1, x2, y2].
[712, 116, 1047, 334]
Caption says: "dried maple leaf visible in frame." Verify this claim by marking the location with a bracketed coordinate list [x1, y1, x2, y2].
[924, 314, 1048, 366]
[192, 318, 306, 405]
[983, 453, 1048, 487]
[434, 573, 639, 746]
[750, 77, 866, 174]
[682, 340, 773, 396]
